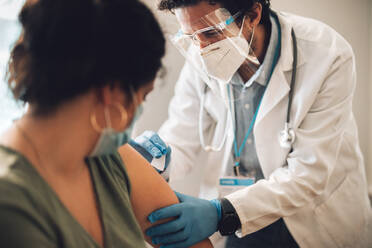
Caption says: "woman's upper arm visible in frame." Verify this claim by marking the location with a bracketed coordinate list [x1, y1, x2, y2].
[118, 144, 212, 248]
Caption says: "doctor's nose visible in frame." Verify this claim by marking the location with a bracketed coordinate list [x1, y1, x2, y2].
[199, 41, 209, 49]
[194, 35, 211, 49]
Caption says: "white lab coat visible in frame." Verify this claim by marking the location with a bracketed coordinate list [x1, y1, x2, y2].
[158, 11, 372, 247]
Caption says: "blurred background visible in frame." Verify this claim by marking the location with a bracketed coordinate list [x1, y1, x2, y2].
[0, 0, 26, 132]
[0, 0, 371, 198]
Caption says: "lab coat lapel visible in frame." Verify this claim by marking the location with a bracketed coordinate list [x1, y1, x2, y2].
[255, 11, 305, 127]
[255, 68, 290, 126]
[253, 11, 307, 177]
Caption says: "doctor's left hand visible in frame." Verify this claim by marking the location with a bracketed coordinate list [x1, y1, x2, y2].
[129, 131, 171, 173]
[146, 192, 219, 248]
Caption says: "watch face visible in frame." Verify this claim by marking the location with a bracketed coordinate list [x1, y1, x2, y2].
[220, 214, 239, 235]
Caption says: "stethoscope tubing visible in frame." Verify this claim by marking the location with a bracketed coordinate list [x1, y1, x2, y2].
[199, 85, 229, 152]
[287, 29, 297, 125]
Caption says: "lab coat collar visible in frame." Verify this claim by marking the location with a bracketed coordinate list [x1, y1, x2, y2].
[275, 11, 306, 71]
[254, 11, 306, 126]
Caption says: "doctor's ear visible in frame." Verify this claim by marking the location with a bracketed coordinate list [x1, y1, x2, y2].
[244, 3, 263, 28]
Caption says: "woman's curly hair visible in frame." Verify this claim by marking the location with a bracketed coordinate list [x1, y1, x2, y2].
[7, 0, 165, 115]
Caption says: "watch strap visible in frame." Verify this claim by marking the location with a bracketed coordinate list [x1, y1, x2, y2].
[220, 198, 237, 215]
[218, 198, 241, 235]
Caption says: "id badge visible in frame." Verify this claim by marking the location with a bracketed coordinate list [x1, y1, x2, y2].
[218, 177, 255, 198]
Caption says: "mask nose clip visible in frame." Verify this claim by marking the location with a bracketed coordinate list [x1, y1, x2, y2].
[200, 47, 221, 56]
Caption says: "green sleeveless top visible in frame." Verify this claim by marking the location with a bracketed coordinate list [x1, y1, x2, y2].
[0, 145, 146, 248]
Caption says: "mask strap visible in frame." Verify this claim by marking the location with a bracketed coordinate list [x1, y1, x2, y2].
[239, 15, 246, 37]
[249, 25, 255, 46]
[104, 107, 112, 128]
[129, 85, 139, 109]
[246, 25, 255, 56]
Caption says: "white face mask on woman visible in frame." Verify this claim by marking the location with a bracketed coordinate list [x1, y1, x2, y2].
[200, 16, 259, 83]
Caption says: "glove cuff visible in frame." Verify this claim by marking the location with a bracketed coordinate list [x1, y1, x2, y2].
[210, 199, 222, 223]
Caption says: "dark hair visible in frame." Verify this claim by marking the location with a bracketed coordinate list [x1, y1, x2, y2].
[7, 0, 165, 115]
[158, 0, 271, 26]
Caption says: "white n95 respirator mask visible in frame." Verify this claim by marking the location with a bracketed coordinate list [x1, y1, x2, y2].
[171, 8, 260, 88]
[200, 15, 259, 83]
[200, 36, 249, 83]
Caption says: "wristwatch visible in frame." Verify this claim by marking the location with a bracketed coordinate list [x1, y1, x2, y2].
[218, 198, 242, 236]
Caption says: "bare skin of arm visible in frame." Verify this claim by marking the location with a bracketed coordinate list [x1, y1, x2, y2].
[119, 145, 213, 248]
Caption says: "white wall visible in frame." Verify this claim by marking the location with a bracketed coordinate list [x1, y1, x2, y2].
[137, 0, 372, 194]
[0, 0, 26, 134]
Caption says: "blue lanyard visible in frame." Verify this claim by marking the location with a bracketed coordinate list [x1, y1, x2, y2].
[227, 13, 282, 176]
[227, 85, 265, 175]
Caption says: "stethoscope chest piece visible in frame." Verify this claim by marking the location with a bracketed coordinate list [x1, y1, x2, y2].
[279, 123, 295, 149]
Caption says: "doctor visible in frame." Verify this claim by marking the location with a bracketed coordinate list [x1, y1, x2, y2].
[131, 0, 371, 247]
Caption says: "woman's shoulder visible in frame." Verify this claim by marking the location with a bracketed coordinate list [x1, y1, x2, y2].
[0, 146, 59, 245]
[0, 145, 30, 193]
[85, 150, 132, 194]
[0, 145, 47, 210]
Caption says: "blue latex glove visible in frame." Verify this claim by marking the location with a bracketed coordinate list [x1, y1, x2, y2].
[129, 131, 171, 173]
[146, 192, 221, 248]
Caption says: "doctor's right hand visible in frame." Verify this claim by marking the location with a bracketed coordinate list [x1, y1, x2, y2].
[129, 131, 171, 173]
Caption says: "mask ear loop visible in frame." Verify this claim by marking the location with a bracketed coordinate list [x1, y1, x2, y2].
[235, 15, 255, 55]
[245, 24, 260, 67]
[123, 85, 140, 129]
[238, 15, 247, 38]
[104, 107, 112, 128]
[231, 15, 252, 58]
[129, 85, 139, 109]
[248, 24, 255, 55]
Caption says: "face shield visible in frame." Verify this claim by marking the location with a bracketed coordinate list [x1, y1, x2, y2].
[171, 8, 261, 102]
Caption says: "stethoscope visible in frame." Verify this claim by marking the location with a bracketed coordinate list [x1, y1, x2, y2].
[199, 29, 298, 152]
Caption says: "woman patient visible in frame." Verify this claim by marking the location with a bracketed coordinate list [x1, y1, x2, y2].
[0, 0, 212, 247]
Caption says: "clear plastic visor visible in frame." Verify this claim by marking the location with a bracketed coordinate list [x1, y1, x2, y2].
[171, 8, 261, 102]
